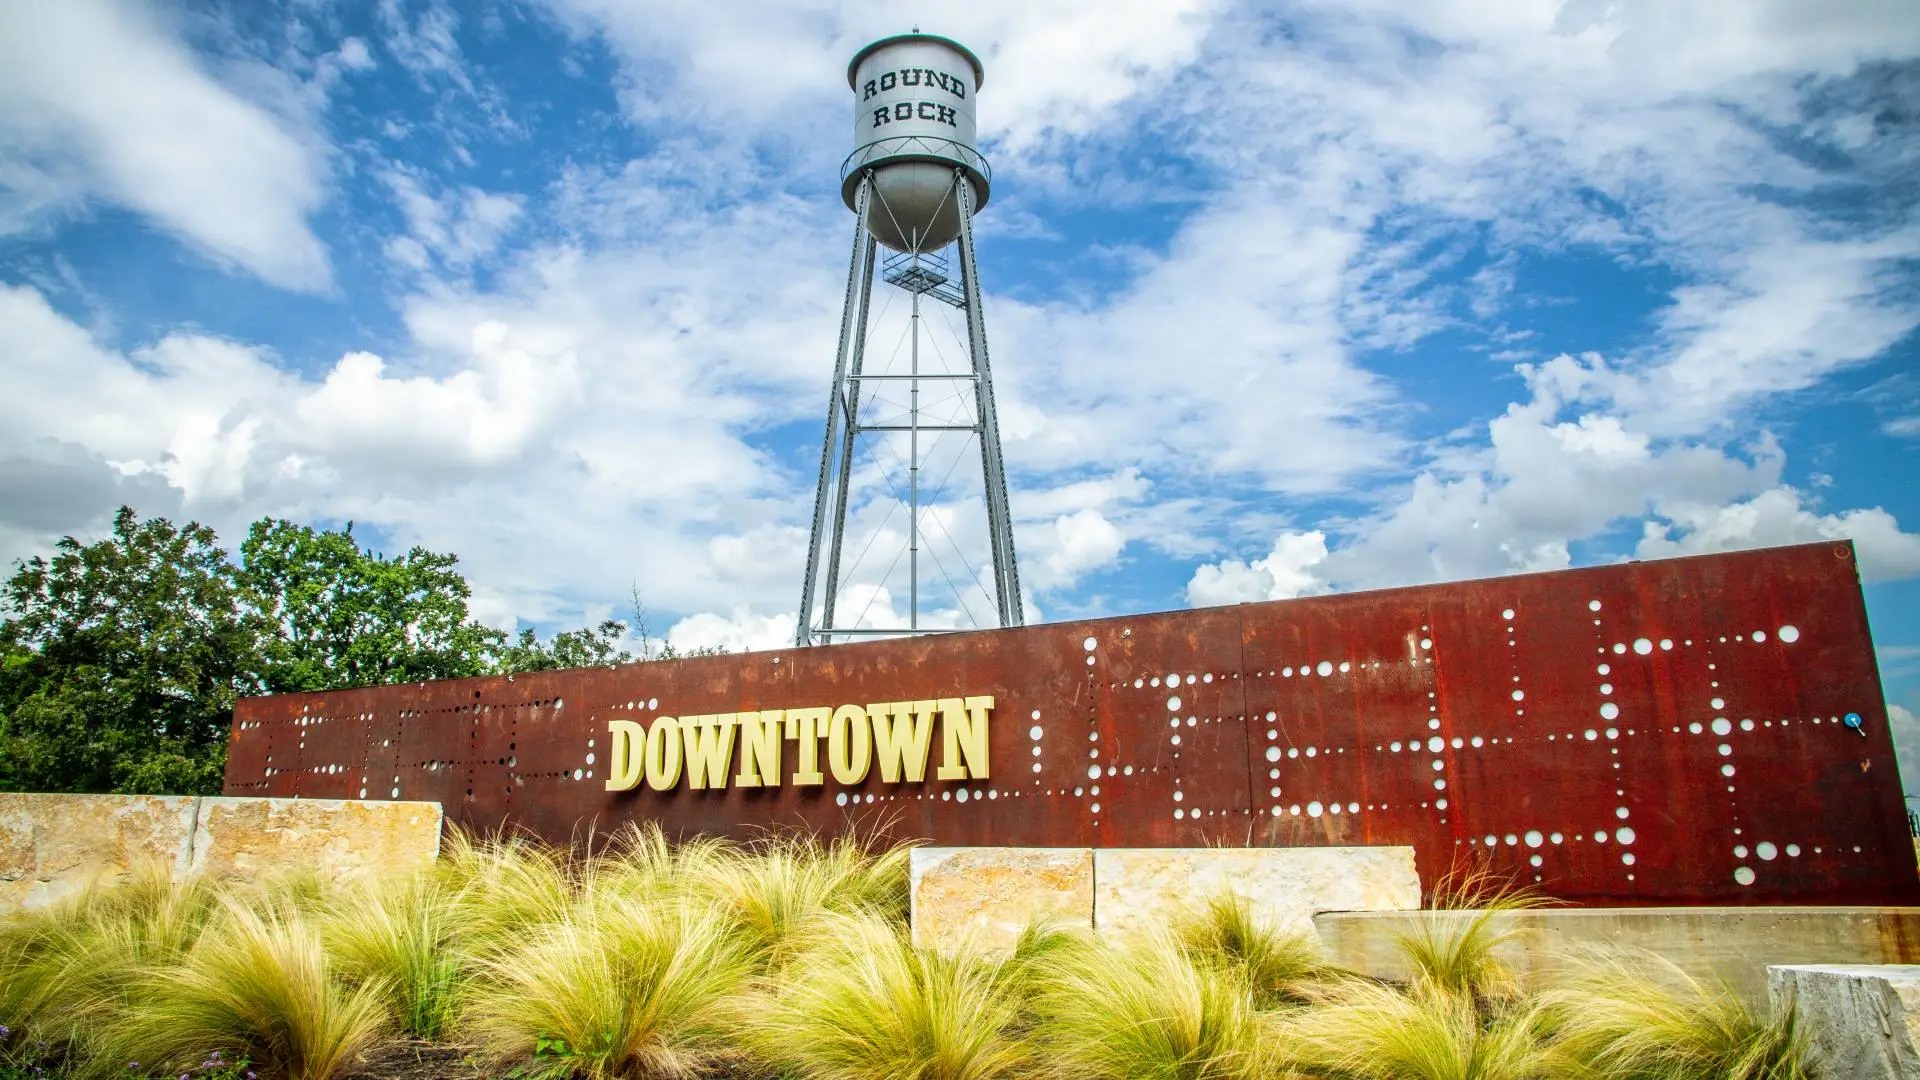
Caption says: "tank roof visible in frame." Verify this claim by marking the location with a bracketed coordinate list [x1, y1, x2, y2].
[846, 33, 985, 91]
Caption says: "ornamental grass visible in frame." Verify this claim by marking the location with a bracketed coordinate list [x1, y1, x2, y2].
[742, 912, 1028, 1080]
[316, 873, 461, 1041]
[1392, 867, 1554, 1001]
[1027, 930, 1269, 1080]
[1536, 948, 1813, 1080]
[108, 899, 388, 1080]
[460, 896, 752, 1080]
[1172, 891, 1331, 1009]
[1284, 977, 1552, 1080]
[0, 831, 1823, 1080]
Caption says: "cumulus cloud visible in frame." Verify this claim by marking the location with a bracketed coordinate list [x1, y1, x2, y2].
[1188, 530, 1329, 607]
[1639, 489, 1920, 582]
[4, 0, 1917, 660]
[1891, 702, 1920, 800]
[667, 607, 798, 654]
[1034, 508, 1124, 588]
[0, 283, 586, 575]
[0, 0, 332, 290]
[1187, 352, 1920, 599]
[543, 0, 1223, 152]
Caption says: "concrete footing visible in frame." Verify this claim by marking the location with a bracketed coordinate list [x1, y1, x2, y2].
[1769, 965, 1920, 1079]
[1315, 907, 1920, 1002]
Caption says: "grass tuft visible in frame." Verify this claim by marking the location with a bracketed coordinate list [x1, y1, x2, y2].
[1538, 948, 1813, 1080]
[1029, 931, 1266, 1080]
[1, 863, 226, 1067]
[1172, 892, 1327, 1009]
[1394, 866, 1551, 1000]
[1286, 976, 1550, 1080]
[462, 895, 751, 1080]
[679, 830, 912, 970]
[436, 828, 576, 961]
[319, 873, 461, 1040]
[111, 898, 388, 1080]
[744, 912, 1027, 1080]
[2, 830, 1825, 1080]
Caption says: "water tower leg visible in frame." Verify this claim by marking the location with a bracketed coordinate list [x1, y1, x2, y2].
[954, 173, 1024, 626]
[798, 176, 876, 646]
[821, 232, 878, 639]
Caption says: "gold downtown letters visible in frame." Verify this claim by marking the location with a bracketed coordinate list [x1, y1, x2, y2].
[603, 697, 994, 793]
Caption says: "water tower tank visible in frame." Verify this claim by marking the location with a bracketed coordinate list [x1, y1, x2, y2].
[843, 34, 989, 253]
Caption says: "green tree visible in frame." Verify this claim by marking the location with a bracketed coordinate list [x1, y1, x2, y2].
[1, 509, 701, 796]
[238, 518, 504, 693]
[493, 618, 635, 673]
[0, 508, 260, 794]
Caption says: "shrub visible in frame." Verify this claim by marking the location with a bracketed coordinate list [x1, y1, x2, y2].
[743, 913, 1027, 1080]
[1539, 949, 1812, 1079]
[110, 898, 387, 1080]
[462, 895, 751, 1080]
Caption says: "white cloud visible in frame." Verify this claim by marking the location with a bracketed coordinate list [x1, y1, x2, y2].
[5, 0, 1917, 656]
[1188, 530, 1329, 607]
[1034, 508, 1124, 588]
[381, 170, 525, 271]
[293, 327, 578, 473]
[667, 608, 796, 654]
[992, 194, 1403, 495]
[0, 0, 332, 290]
[1890, 702, 1920, 800]
[378, 0, 473, 93]
[0, 283, 588, 572]
[542, 0, 1223, 152]
[1188, 351, 1920, 598]
[337, 38, 376, 72]
[1638, 488, 1920, 582]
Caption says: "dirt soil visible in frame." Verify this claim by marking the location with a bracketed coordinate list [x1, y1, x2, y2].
[341, 1042, 488, 1080]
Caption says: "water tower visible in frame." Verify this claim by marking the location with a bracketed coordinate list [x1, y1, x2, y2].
[796, 32, 1023, 645]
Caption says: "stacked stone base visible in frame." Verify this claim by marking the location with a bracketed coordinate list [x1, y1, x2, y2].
[909, 844, 1421, 953]
[0, 792, 443, 914]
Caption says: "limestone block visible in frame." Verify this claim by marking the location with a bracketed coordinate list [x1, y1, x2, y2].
[1769, 964, 1920, 1079]
[911, 847, 1093, 954]
[0, 793, 199, 914]
[1093, 846, 1420, 941]
[1318, 908, 1920, 1003]
[192, 797, 442, 886]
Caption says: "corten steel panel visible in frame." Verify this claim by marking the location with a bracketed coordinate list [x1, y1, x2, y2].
[226, 542, 1918, 906]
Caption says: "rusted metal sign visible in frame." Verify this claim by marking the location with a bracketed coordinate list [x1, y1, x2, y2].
[226, 541, 1917, 906]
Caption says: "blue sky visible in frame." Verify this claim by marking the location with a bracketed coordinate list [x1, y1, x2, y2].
[2, 0, 1918, 779]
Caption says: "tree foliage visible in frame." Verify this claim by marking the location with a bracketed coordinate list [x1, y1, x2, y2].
[240, 519, 505, 693]
[493, 619, 635, 673]
[0, 507, 671, 797]
[0, 508, 256, 795]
